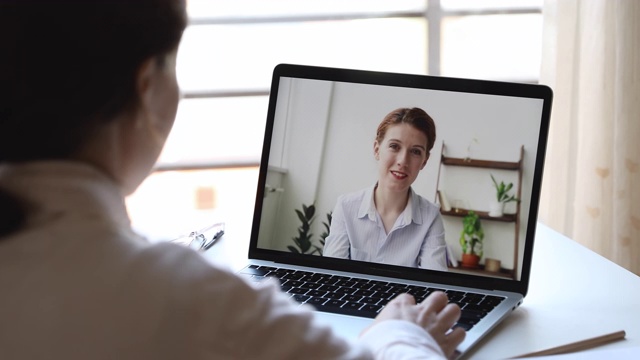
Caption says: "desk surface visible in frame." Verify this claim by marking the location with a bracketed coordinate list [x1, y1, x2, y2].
[203, 220, 640, 359]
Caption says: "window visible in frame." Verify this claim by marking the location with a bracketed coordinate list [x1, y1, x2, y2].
[126, 0, 543, 241]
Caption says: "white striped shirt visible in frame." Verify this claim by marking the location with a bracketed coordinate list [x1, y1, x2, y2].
[323, 185, 447, 271]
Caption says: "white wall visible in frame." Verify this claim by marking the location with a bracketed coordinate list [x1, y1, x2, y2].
[258, 78, 334, 250]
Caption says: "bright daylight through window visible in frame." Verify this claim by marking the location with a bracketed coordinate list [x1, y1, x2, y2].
[126, 0, 543, 242]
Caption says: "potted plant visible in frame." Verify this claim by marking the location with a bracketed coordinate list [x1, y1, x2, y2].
[459, 211, 484, 268]
[288, 203, 325, 255]
[489, 174, 519, 217]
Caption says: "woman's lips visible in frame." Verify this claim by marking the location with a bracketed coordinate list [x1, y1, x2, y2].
[391, 170, 408, 179]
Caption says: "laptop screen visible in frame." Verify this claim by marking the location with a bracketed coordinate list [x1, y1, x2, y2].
[250, 64, 552, 294]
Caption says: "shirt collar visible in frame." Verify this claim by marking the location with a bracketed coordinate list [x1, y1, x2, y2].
[357, 184, 423, 225]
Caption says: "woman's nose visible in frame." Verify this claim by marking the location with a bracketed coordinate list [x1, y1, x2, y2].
[397, 151, 410, 166]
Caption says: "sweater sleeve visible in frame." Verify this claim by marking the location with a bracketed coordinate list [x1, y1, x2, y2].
[152, 244, 445, 359]
[193, 270, 446, 359]
[193, 271, 373, 359]
[359, 320, 446, 360]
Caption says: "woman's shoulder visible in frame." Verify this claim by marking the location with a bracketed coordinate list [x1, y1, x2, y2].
[410, 190, 442, 218]
[128, 241, 243, 289]
[336, 185, 374, 204]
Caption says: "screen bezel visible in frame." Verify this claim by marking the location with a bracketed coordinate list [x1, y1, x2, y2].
[249, 63, 553, 296]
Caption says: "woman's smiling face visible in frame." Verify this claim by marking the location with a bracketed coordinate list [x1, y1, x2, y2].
[374, 123, 429, 193]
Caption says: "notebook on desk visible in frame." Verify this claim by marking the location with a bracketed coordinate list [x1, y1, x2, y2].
[238, 63, 553, 358]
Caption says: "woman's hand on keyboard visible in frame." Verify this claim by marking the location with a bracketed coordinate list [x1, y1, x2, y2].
[367, 291, 466, 359]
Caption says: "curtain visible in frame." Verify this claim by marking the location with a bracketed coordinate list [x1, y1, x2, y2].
[538, 0, 640, 275]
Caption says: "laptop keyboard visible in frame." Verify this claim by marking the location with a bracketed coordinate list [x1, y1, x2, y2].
[239, 265, 505, 331]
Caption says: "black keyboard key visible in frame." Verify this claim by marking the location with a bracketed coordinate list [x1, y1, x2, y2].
[318, 285, 339, 292]
[460, 309, 487, 321]
[461, 295, 484, 305]
[413, 294, 428, 303]
[342, 295, 364, 302]
[316, 277, 340, 285]
[371, 284, 394, 292]
[267, 273, 287, 281]
[375, 291, 396, 300]
[456, 316, 480, 329]
[293, 294, 311, 303]
[300, 282, 322, 290]
[306, 290, 328, 298]
[335, 287, 357, 295]
[336, 280, 356, 287]
[412, 289, 428, 297]
[354, 289, 376, 297]
[313, 302, 379, 319]
[299, 275, 322, 283]
[343, 302, 365, 311]
[359, 296, 379, 305]
[446, 290, 466, 298]
[389, 284, 409, 293]
[453, 322, 474, 331]
[325, 299, 346, 307]
[406, 285, 428, 294]
[331, 275, 351, 282]
[287, 287, 308, 295]
[283, 272, 304, 280]
[285, 280, 304, 287]
[352, 279, 373, 289]
[386, 291, 407, 300]
[464, 304, 494, 313]
[325, 292, 343, 299]
[239, 266, 271, 276]
[361, 304, 383, 313]
[307, 297, 329, 306]
[481, 296, 505, 307]
[272, 269, 291, 275]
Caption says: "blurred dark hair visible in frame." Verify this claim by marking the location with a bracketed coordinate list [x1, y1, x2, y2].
[0, 0, 187, 236]
[375, 107, 437, 153]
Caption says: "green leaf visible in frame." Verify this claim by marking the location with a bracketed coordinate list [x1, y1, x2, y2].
[295, 209, 306, 223]
[305, 204, 316, 219]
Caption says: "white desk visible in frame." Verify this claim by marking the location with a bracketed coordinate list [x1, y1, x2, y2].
[464, 223, 640, 359]
[203, 221, 640, 359]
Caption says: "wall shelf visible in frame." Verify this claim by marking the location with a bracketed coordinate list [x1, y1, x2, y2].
[435, 142, 524, 280]
[441, 156, 520, 170]
[448, 264, 515, 279]
[440, 208, 517, 223]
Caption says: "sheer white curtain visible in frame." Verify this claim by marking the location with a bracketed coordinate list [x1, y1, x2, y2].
[538, 0, 640, 275]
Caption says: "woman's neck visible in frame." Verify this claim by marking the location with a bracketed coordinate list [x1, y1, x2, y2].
[374, 184, 410, 216]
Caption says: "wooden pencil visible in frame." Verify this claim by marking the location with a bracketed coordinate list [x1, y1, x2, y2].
[513, 330, 626, 358]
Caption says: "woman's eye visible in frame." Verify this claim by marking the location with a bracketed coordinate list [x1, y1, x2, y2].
[389, 143, 399, 150]
[412, 149, 423, 156]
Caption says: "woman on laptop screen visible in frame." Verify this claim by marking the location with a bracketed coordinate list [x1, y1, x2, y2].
[0, 2, 463, 359]
[324, 107, 448, 271]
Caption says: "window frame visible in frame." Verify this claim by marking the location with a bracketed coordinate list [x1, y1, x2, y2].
[155, 0, 542, 172]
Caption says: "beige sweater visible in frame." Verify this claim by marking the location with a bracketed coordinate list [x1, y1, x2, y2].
[0, 161, 444, 359]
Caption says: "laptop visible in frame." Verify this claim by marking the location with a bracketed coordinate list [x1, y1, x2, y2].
[239, 63, 553, 358]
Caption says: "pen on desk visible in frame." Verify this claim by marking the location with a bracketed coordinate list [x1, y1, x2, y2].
[513, 330, 626, 358]
[202, 230, 224, 250]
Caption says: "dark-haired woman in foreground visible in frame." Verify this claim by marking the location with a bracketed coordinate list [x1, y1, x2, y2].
[0, 2, 464, 359]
